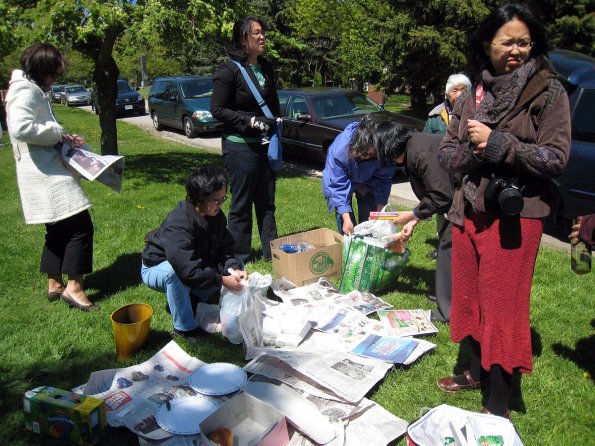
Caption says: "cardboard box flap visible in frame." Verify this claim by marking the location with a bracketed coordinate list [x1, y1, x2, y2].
[270, 228, 343, 286]
[243, 381, 335, 445]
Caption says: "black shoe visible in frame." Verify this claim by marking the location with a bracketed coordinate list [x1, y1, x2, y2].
[426, 249, 438, 260]
[173, 326, 206, 339]
[165, 303, 171, 314]
[430, 308, 449, 323]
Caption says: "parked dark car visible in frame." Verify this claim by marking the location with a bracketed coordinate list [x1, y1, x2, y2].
[49, 84, 65, 103]
[278, 87, 424, 162]
[91, 79, 145, 116]
[60, 85, 91, 106]
[548, 49, 595, 221]
[148, 76, 222, 138]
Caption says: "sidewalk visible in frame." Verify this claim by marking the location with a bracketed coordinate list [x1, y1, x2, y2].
[389, 181, 570, 252]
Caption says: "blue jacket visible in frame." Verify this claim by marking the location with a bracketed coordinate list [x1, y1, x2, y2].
[322, 122, 396, 215]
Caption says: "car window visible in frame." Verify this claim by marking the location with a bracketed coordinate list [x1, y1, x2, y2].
[572, 89, 595, 143]
[278, 92, 289, 115]
[117, 81, 134, 92]
[351, 94, 381, 112]
[164, 82, 178, 101]
[288, 96, 310, 119]
[66, 86, 87, 93]
[151, 81, 167, 99]
[180, 79, 213, 98]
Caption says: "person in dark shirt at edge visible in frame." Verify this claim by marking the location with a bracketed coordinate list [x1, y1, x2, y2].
[210, 17, 281, 262]
[141, 165, 248, 339]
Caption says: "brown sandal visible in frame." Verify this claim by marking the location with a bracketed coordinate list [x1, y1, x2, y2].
[437, 370, 484, 393]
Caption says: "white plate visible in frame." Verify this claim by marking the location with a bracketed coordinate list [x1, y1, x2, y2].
[189, 362, 248, 396]
[155, 396, 220, 435]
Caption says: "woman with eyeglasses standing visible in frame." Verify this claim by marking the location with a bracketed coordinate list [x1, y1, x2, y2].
[6, 42, 98, 311]
[141, 165, 247, 339]
[211, 17, 280, 262]
[436, 3, 570, 417]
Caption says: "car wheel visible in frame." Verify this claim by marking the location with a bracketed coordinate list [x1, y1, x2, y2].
[183, 116, 198, 138]
[152, 112, 163, 131]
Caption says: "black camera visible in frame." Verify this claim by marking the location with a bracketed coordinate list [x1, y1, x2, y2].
[484, 175, 524, 215]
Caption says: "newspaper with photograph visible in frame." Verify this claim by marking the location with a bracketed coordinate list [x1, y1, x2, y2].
[79, 341, 208, 441]
[61, 142, 125, 192]
[377, 309, 439, 337]
[249, 376, 407, 446]
[244, 347, 393, 403]
[271, 277, 392, 315]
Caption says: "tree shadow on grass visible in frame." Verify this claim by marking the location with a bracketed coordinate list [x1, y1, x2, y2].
[124, 151, 317, 190]
[552, 319, 595, 383]
[85, 252, 142, 301]
[0, 327, 245, 445]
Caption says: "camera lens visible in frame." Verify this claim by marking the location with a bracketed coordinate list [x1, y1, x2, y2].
[498, 188, 524, 215]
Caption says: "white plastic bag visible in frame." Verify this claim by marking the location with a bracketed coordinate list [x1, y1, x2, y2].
[219, 272, 272, 344]
[406, 404, 523, 446]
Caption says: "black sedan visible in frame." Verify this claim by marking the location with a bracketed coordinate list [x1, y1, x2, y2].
[278, 87, 423, 162]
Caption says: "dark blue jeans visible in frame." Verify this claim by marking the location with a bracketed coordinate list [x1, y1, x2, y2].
[222, 138, 278, 262]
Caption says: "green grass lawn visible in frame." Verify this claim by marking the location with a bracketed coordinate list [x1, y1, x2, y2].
[0, 107, 593, 445]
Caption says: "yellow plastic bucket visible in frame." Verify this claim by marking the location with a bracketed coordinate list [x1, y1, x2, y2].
[110, 303, 153, 361]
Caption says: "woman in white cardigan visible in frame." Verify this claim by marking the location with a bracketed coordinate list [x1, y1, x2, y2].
[6, 43, 98, 311]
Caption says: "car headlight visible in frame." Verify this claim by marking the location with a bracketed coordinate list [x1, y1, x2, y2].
[192, 111, 212, 119]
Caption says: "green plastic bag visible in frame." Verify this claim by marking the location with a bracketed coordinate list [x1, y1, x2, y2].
[339, 235, 410, 294]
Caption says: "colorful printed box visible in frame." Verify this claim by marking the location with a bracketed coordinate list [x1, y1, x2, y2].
[23, 386, 106, 445]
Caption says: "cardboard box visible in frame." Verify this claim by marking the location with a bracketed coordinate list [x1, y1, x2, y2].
[23, 386, 106, 445]
[271, 228, 342, 286]
[200, 392, 289, 446]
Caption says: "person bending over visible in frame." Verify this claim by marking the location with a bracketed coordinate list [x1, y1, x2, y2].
[322, 112, 412, 235]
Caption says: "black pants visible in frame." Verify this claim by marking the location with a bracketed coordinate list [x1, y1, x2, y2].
[432, 220, 452, 322]
[222, 138, 278, 262]
[40, 210, 94, 276]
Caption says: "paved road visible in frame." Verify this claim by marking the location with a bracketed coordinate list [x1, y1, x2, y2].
[81, 105, 570, 251]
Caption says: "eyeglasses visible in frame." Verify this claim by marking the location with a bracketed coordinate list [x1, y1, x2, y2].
[490, 40, 534, 50]
[208, 195, 228, 206]
[250, 30, 266, 38]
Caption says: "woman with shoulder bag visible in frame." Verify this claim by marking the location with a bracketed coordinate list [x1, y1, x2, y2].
[211, 17, 281, 262]
[436, 3, 571, 417]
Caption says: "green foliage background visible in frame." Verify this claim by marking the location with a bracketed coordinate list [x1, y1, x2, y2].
[0, 0, 593, 94]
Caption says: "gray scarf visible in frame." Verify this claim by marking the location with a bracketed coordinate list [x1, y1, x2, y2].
[475, 58, 538, 125]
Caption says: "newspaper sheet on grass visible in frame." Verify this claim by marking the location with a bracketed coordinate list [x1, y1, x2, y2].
[377, 309, 439, 337]
[62, 142, 125, 192]
[80, 341, 207, 441]
[244, 347, 393, 403]
[249, 376, 407, 446]
[271, 277, 392, 315]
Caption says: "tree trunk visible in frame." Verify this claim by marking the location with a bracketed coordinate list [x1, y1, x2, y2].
[80, 26, 122, 155]
[93, 58, 119, 155]
[410, 84, 427, 111]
